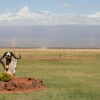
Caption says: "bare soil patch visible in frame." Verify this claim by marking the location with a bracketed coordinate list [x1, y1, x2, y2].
[0, 77, 44, 93]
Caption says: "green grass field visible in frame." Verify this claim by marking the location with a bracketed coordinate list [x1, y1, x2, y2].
[0, 49, 100, 100]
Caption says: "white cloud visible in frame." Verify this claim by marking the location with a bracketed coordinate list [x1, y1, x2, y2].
[18, 6, 30, 15]
[81, 12, 100, 18]
[62, 3, 100, 8]
[62, 3, 73, 7]
[0, 6, 100, 26]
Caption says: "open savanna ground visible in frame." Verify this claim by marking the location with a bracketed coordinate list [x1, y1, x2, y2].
[0, 49, 100, 100]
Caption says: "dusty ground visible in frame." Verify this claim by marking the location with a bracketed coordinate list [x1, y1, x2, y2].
[0, 77, 44, 93]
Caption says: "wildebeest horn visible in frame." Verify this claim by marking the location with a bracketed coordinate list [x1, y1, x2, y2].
[0, 52, 7, 59]
[0, 52, 7, 70]
[11, 52, 21, 60]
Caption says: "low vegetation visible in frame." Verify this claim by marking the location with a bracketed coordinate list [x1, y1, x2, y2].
[0, 72, 13, 82]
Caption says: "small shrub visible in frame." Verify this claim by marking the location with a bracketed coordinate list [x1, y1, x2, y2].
[0, 72, 13, 82]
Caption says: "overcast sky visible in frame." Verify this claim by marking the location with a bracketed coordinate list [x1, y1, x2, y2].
[0, 0, 100, 48]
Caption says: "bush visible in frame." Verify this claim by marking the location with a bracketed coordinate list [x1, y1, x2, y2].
[0, 72, 13, 82]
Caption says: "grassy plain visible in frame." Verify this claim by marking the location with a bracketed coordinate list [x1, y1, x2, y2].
[0, 49, 100, 100]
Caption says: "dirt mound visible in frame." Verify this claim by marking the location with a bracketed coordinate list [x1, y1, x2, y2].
[0, 77, 44, 93]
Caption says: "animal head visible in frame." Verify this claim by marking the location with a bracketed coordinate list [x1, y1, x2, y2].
[1, 51, 21, 60]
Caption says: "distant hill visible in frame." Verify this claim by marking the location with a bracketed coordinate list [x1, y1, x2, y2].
[0, 25, 100, 48]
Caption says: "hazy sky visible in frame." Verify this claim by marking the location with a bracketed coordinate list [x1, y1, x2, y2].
[0, 0, 100, 48]
[0, 25, 100, 48]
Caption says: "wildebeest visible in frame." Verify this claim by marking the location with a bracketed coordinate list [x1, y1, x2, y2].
[0, 51, 21, 76]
